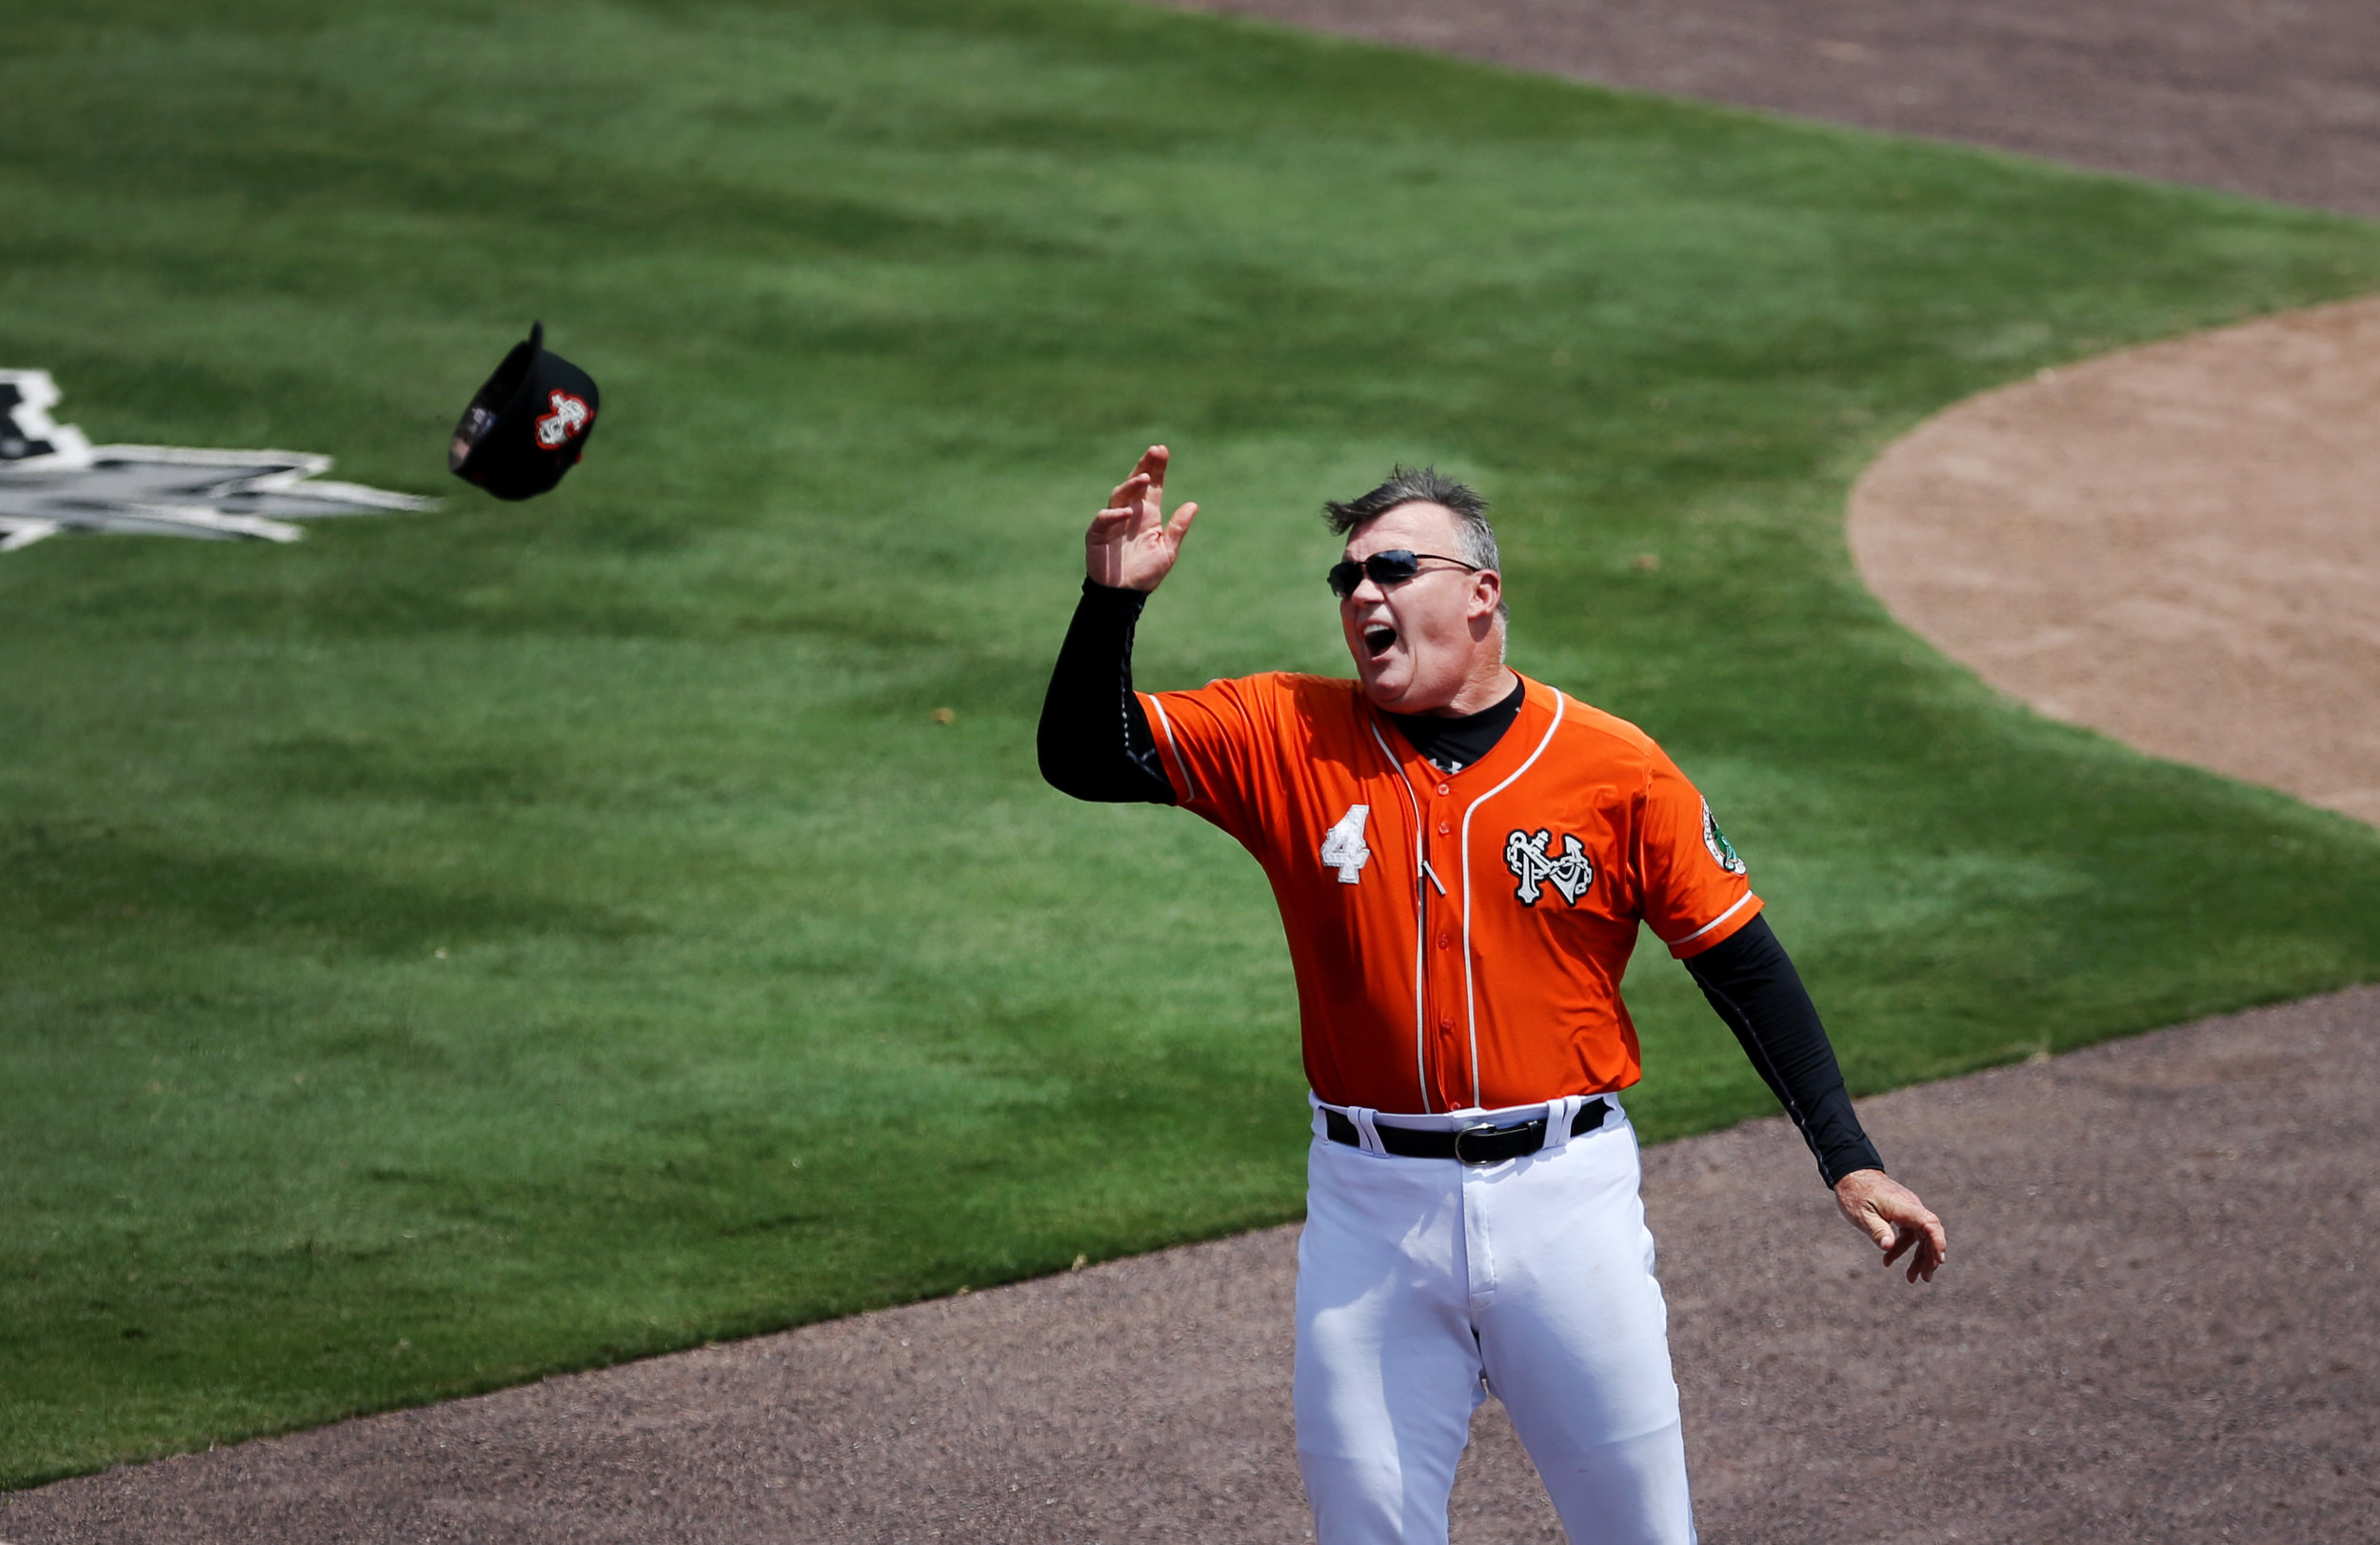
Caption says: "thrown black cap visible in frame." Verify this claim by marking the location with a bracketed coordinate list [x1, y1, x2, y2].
[449, 322, 600, 501]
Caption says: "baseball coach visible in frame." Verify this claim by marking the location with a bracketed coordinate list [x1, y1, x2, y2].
[1038, 446, 1947, 1545]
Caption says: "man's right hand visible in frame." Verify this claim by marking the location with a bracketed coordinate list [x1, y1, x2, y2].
[1087, 445, 1199, 592]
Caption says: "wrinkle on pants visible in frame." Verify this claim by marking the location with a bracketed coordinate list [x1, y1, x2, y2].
[1294, 1104, 1696, 1545]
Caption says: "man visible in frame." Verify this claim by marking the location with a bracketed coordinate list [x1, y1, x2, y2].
[1039, 446, 1946, 1545]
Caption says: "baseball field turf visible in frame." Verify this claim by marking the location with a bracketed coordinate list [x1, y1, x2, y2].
[7, 0, 2380, 1489]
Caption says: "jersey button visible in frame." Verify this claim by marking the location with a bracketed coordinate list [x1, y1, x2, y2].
[1436, 782, 1452, 796]
[1438, 1013, 1455, 1030]
[1436, 933, 1452, 950]
[1437, 820, 1452, 835]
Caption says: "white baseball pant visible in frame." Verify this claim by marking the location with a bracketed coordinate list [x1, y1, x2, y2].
[1294, 1095, 1696, 1545]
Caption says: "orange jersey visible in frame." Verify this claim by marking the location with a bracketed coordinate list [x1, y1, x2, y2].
[1141, 671, 1759, 1114]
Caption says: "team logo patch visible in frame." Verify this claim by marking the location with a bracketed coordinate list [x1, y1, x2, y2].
[1319, 803, 1372, 884]
[1503, 828, 1593, 906]
[1701, 800, 1747, 875]
[533, 389, 593, 449]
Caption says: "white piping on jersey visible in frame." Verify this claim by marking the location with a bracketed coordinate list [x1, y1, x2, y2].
[1665, 889, 1757, 950]
[1365, 718, 1433, 1113]
[1145, 697, 1199, 802]
[1458, 688, 1568, 1108]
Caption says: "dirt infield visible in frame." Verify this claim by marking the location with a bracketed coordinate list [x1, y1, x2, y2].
[1160, 0, 2380, 218]
[1850, 295, 2380, 828]
[7, 986, 2373, 1543]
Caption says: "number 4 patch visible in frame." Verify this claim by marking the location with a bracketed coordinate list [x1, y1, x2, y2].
[1319, 804, 1371, 884]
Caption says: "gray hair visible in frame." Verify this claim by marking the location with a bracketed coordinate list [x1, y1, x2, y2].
[1322, 465, 1507, 623]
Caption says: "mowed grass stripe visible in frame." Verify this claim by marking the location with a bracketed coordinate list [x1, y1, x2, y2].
[4, 0, 2378, 1487]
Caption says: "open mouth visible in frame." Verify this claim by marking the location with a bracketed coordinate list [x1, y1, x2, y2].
[1362, 624, 1398, 659]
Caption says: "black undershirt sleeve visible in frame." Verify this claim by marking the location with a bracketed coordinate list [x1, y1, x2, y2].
[1037, 579, 1178, 805]
[1682, 915, 1884, 1187]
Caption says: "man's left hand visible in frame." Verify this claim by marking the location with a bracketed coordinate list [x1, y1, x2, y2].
[1832, 1169, 1947, 1283]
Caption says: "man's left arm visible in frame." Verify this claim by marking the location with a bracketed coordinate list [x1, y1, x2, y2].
[1683, 917, 1948, 1283]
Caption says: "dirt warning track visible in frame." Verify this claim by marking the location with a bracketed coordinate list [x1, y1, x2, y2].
[7, 988, 2374, 1544]
[1161, 0, 2380, 219]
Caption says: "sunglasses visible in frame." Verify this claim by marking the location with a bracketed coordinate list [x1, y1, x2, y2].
[1326, 549, 1482, 600]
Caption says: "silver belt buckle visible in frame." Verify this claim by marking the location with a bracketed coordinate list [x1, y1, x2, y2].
[1451, 1120, 1504, 1166]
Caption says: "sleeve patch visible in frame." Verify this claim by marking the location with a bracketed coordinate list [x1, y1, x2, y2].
[1701, 799, 1747, 876]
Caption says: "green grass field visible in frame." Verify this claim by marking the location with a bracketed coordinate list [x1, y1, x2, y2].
[7, 0, 2380, 1489]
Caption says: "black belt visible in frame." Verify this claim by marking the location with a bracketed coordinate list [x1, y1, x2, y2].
[1321, 1098, 1612, 1165]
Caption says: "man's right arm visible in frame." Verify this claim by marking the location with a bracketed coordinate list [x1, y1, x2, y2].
[1038, 580, 1177, 804]
[1039, 444, 1202, 804]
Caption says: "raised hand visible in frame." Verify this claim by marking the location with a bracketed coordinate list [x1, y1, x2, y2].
[1087, 445, 1199, 592]
[1833, 1169, 1949, 1283]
